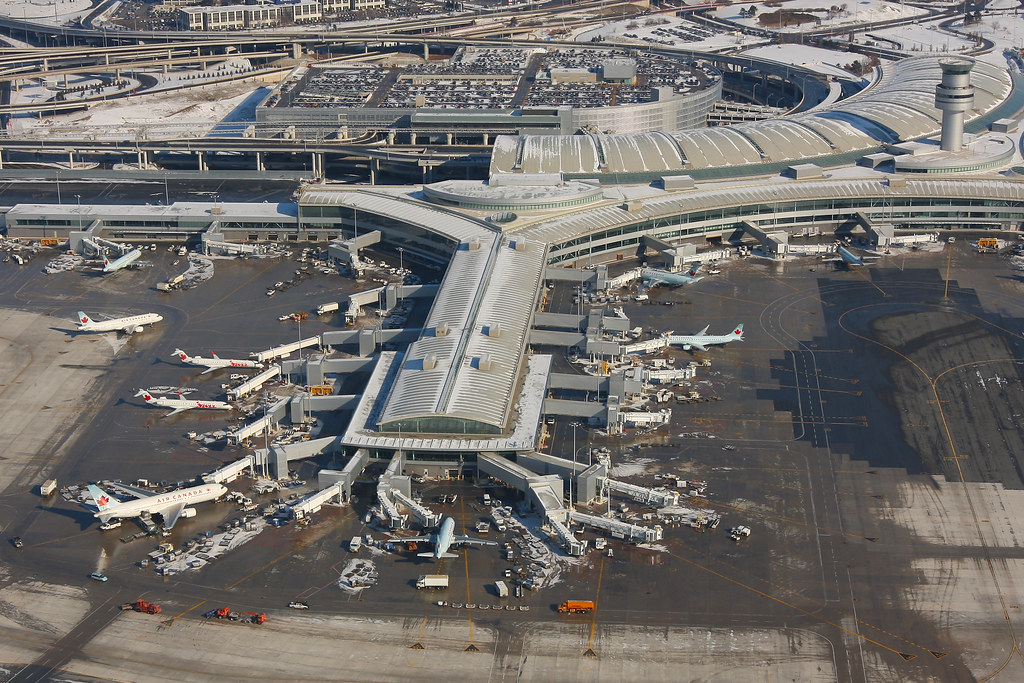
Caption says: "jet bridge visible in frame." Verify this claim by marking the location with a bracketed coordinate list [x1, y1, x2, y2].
[226, 396, 289, 445]
[203, 454, 255, 484]
[228, 365, 283, 400]
[569, 510, 663, 544]
[548, 515, 585, 556]
[250, 339, 321, 363]
[391, 488, 439, 527]
[291, 483, 344, 519]
[605, 479, 679, 507]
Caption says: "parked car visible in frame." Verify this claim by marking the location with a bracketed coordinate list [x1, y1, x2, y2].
[288, 601, 310, 610]
[89, 572, 108, 582]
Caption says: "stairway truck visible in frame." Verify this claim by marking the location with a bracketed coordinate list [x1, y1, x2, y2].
[416, 574, 449, 590]
[316, 302, 339, 315]
[557, 600, 595, 614]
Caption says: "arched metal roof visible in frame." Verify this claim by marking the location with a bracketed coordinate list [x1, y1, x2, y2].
[490, 57, 1013, 175]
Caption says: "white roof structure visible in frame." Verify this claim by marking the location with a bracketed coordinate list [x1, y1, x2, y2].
[516, 177, 1024, 247]
[378, 234, 548, 433]
[490, 56, 1012, 175]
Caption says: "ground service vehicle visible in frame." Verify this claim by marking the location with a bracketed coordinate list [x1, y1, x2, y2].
[121, 599, 162, 614]
[288, 601, 310, 610]
[494, 581, 509, 598]
[40, 479, 57, 496]
[349, 536, 362, 552]
[557, 600, 595, 614]
[316, 302, 339, 315]
[417, 575, 449, 589]
[90, 572, 109, 582]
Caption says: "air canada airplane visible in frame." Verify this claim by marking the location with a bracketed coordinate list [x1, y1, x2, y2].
[101, 248, 142, 273]
[173, 349, 264, 374]
[87, 482, 227, 530]
[76, 311, 162, 334]
[397, 516, 497, 559]
[135, 389, 233, 417]
[667, 324, 744, 352]
[640, 264, 703, 287]
[823, 245, 881, 267]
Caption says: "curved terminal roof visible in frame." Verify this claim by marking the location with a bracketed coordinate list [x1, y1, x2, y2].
[378, 235, 548, 433]
[517, 176, 1024, 247]
[490, 57, 1013, 175]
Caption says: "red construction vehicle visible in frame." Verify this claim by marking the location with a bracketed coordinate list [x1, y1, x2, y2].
[215, 606, 231, 618]
[241, 611, 267, 624]
[120, 599, 162, 615]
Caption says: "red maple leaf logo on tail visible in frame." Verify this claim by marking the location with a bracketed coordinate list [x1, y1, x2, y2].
[97, 496, 109, 506]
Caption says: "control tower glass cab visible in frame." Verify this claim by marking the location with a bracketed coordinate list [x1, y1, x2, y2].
[934, 57, 975, 152]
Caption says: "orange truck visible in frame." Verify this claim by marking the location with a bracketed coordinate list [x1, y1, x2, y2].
[557, 600, 595, 614]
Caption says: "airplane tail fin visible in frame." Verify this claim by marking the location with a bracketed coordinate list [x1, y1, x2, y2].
[77, 311, 93, 325]
[134, 389, 155, 402]
[173, 349, 189, 361]
[688, 263, 701, 277]
[733, 324, 745, 339]
[87, 484, 118, 511]
[211, 351, 219, 359]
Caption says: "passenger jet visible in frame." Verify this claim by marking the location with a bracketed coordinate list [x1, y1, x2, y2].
[76, 311, 163, 334]
[101, 248, 142, 273]
[135, 389, 233, 417]
[640, 264, 703, 287]
[397, 516, 497, 559]
[173, 349, 264, 374]
[667, 324, 744, 352]
[87, 482, 227, 529]
[823, 245, 881, 267]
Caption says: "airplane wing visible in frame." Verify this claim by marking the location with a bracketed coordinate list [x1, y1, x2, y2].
[163, 503, 186, 529]
[200, 367, 217, 375]
[164, 406, 189, 417]
[108, 482, 156, 500]
[688, 342, 709, 352]
[452, 535, 499, 547]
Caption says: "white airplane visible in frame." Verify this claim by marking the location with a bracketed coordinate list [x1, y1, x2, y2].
[135, 389, 233, 417]
[101, 248, 142, 273]
[822, 245, 881, 267]
[640, 264, 703, 287]
[76, 310, 163, 334]
[87, 482, 227, 530]
[667, 324, 744, 352]
[397, 516, 497, 559]
[173, 349, 264, 375]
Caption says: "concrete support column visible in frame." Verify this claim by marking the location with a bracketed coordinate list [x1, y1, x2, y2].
[0, 150, 4, 170]
[424, 43, 429, 59]
[256, 151, 265, 171]
[370, 158, 379, 185]
[198, 152, 207, 171]
[137, 151, 144, 168]
[68, 151, 74, 169]
[446, 132, 453, 145]
[482, 133, 489, 145]
[387, 131, 395, 145]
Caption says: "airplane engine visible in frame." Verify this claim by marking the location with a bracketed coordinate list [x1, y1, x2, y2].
[130, 325, 144, 334]
[180, 507, 197, 519]
[682, 344, 693, 351]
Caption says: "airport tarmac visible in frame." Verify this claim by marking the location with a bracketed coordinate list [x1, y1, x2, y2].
[2, 239, 1024, 681]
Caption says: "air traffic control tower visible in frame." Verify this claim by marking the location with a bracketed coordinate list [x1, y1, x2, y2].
[934, 57, 975, 152]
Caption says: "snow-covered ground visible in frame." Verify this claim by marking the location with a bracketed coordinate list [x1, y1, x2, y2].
[9, 60, 266, 140]
[576, 15, 765, 51]
[0, 0, 91, 22]
[714, 0, 927, 34]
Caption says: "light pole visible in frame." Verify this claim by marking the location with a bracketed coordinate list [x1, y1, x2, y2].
[56, 171, 62, 204]
[569, 421, 581, 508]
[74, 194, 81, 229]
[398, 246, 404, 303]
